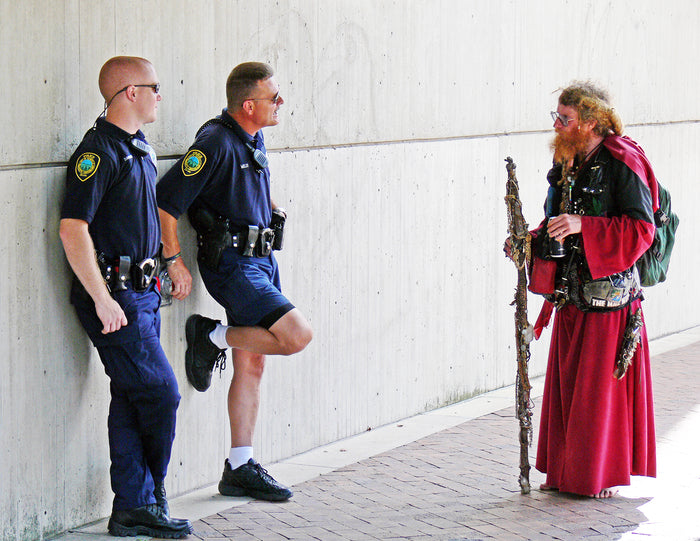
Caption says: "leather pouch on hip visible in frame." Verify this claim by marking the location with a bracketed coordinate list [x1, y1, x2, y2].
[578, 267, 640, 312]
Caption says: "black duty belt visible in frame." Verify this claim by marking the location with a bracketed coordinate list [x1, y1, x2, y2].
[189, 206, 285, 260]
[226, 226, 275, 257]
[97, 254, 159, 292]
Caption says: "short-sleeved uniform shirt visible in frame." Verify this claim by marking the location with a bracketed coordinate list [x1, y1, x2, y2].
[156, 110, 271, 229]
[61, 117, 162, 346]
[61, 117, 161, 261]
[157, 110, 293, 328]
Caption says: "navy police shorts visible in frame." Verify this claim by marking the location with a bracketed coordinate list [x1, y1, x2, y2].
[199, 248, 294, 329]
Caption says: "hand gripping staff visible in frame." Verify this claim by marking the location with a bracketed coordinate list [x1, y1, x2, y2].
[504, 157, 534, 494]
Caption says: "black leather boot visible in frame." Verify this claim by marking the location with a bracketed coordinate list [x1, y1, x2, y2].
[108, 503, 192, 538]
[154, 482, 169, 517]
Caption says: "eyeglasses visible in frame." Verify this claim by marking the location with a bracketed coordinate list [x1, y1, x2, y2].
[550, 111, 575, 127]
[245, 91, 282, 105]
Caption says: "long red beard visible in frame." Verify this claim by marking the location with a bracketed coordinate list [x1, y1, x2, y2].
[550, 129, 590, 165]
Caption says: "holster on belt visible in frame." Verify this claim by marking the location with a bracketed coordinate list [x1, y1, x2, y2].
[188, 205, 281, 272]
[188, 206, 233, 271]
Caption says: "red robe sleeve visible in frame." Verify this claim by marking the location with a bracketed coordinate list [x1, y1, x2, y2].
[581, 215, 654, 280]
[582, 135, 658, 280]
[528, 225, 557, 295]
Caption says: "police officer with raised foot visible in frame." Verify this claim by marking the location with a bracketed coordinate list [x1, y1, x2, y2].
[157, 62, 312, 502]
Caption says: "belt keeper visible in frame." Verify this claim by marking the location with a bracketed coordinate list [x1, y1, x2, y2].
[114, 256, 131, 291]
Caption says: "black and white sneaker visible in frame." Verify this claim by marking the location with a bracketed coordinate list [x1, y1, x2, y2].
[185, 314, 227, 392]
[218, 459, 293, 501]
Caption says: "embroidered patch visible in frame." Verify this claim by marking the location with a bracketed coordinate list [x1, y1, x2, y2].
[182, 149, 206, 176]
[75, 152, 100, 182]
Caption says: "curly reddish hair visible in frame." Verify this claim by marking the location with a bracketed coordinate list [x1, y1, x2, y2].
[559, 81, 623, 136]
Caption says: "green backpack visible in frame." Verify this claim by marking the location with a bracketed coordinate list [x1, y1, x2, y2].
[637, 181, 679, 287]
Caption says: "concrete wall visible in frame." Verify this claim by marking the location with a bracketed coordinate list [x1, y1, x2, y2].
[1, 1, 698, 539]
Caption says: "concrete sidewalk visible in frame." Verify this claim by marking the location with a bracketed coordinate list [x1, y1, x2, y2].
[57, 327, 700, 541]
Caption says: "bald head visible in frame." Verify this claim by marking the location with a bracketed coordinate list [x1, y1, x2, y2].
[97, 56, 161, 132]
[98, 56, 154, 102]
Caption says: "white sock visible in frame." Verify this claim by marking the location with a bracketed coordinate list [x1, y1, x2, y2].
[228, 446, 254, 469]
[209, 323, 229, 349]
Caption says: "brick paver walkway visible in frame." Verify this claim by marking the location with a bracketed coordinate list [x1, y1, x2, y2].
[189, 341, 700, 540]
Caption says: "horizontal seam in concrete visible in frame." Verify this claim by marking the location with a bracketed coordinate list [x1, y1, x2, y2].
[0, 161, 68, 172]
[3, 119, 699, 172]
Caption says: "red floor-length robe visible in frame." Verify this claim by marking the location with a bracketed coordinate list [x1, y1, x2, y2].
[533, 135, 658, 495]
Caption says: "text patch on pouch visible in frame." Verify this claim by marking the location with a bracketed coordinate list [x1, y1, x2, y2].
[182, 149, 206, 176]
[75, 152, 100, 182]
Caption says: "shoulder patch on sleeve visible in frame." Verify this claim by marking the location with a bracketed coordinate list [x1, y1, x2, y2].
[75, 152, 100, 182]
[182, 149, 207, 176]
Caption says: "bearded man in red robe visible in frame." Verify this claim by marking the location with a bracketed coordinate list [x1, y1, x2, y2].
[529, 82, 657, 498]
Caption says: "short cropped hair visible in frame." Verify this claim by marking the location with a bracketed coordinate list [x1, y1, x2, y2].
[559, 81, 623, 136]
[226, 62, 275, 110]
[98, 56, 153, 102]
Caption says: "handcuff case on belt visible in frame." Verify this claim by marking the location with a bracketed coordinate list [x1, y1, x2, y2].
[97, 253, 158, 293]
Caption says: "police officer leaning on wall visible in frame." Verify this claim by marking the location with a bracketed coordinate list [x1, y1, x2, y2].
[59, 56, 192, 539]
[156, 62, 313, 502]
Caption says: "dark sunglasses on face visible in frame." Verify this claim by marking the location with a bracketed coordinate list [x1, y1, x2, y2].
[245, 91, 282, 106]
[96, 83, 161, 123]
[107, 83, 160, 107]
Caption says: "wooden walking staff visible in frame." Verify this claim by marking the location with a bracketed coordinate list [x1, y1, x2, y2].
[504, 157, 534, 494]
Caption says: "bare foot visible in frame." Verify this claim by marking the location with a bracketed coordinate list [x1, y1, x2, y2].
[539, 484, 558, 492]
[592, 487, 618, 499]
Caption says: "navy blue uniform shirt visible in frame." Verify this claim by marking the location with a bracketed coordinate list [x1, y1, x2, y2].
[156, 110, 272, 230]
[61, 117, 161, 261]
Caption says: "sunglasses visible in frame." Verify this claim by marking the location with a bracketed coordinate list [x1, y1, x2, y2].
[106, 83, 160, 107]
[96, 83, 161, 124]
[134, 83, 160, 93]
[245, 91, 282, 106]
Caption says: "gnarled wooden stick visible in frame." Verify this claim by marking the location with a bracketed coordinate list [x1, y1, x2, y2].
[504, 157, 534, 494]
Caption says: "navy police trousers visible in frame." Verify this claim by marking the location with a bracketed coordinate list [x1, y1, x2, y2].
[71, 281, 180, 511]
